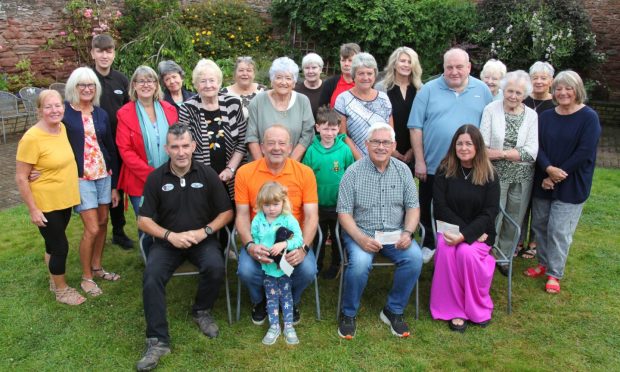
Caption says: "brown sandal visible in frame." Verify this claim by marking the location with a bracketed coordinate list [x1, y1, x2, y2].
[81, 278, 103, 297]
[55, 286, 86, 305]
[92, 267, 121, 281]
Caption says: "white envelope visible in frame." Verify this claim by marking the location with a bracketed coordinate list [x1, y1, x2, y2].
[375, 230, 401, 245]
[436, 220, 460, 235]
[279, 253, 294, 277]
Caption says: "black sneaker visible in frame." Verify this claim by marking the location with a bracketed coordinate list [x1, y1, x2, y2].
[112, 233, 134, 249]
[380, 307, 411, 337]
[251, 299, 267, 325]
[136, 337, 170, 371]
[293, 305, 301, 325]
[338, 313, 356, 339]
[496, 263, 509, 277]
[193, 309, 219, 338]
[321, 265, 340, 280]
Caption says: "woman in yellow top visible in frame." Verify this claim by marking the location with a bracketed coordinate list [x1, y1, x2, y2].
[15, 90, 84, 305]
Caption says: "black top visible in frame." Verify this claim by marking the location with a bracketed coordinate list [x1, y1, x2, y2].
[94, 68, 130, 136]
[295, 81, 322, 121]
[523, 96, 555, 115]
[433, 168, 500, 245]
[140, 160, 232, 236]
[318, 74, 340, 108]
[386, 84, 416, 154]
[163, 88, 195, 114]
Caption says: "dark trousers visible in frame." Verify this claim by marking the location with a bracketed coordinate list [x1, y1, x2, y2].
[38, 208, 72, 275]
[143, 238, 224, 343]
[110, 188, 127, 236]
[316, 207, 341, 271]
[419, 174, 435, 248]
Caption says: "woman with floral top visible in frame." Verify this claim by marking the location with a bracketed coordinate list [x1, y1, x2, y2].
[480, 70, 538, 276]
[63, 67, 121, 297]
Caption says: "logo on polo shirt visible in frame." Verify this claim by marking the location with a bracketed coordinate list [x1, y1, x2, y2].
[162, 183, 174, 191]
[191, 182, 204, 188]
[114, 90, 124, 95]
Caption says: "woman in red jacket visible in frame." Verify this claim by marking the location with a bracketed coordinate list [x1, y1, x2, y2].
[116, 66, 178, 255]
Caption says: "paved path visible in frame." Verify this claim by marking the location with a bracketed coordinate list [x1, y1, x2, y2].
[1, 127, 619, 211]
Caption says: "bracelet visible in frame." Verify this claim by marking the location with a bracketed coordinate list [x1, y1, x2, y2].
[163, 230, 171, 241]
[244, 241, 255, 251]
[403, 229, 413, 235]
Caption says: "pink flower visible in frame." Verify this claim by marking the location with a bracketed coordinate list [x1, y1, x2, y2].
[84, 8, 93, 18]
[92, 32, 97, 36]
[99, 22, 108, 31]
[116, 10, 122, 18]
[59, 31, 66, 36]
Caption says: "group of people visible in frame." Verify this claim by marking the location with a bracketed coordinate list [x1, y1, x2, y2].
[15, 33, 601, 371]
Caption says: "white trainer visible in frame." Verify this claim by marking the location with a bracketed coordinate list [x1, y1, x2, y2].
[421, 247, 435, 264]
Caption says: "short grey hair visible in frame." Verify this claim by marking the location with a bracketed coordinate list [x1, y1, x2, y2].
[129, 65, 164, 102]
[351, 52, 378, 80]
[301, 53, 324, 69]
[167, 123, 192, 142]
[158, 60, 185, 79]
[552, 70, 587, 105]
[501, 70, 533, 97]
[65, 67, 102, 106]
[269, 57, 299, 83]
[366, 122, 395, 141]
[529, 61, 555, 78]
[192, 59, 223, 89]
[480, 59, 507, 80]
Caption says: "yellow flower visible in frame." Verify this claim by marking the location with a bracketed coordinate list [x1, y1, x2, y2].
[195, 32, 200, 36]
[192, 39, 195, 44]
[207, 31, 212, 36]
[255, 36, 260, 42]
[230, 34, 235, 39]
[202, 30, 206, 35]
[238, 26, 242, 31]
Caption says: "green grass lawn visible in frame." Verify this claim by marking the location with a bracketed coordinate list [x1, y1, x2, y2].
[1, 169, 619, 371]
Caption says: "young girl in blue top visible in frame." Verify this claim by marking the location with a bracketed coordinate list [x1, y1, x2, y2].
[251, 181, 304, 345]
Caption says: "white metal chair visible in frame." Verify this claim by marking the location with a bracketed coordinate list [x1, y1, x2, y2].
[430, 203, 519, 314]
[335, 222, 424, 321]
[49, 83, 66, 99]
[18, 87, 43, 126]
[232, 225, 323, 322]
[139, 227, 235, 325]
[0, 91, 30, 143]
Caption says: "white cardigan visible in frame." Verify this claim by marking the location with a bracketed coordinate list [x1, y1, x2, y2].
[480, 100, 538, 164]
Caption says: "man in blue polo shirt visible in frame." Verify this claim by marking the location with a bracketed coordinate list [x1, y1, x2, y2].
[407, 48, 492, 263]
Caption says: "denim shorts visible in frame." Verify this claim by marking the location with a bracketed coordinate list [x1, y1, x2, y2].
[74, 176, 112, 213]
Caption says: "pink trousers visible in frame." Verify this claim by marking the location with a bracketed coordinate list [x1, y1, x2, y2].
[430, 234, 495, 323]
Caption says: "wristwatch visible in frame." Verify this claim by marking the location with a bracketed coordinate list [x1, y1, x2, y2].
[226, 165, 236, 174]
[204, 225, 214, 237]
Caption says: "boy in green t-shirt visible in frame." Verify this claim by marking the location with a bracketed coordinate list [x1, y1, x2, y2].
[302, 106, 355, 279]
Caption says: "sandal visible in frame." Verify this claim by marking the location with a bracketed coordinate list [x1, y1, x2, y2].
[49, 278, 56, 292]
[81, 278, 103, 297]
[55, 286, 86, 305]
[546, 276, 561, 294]
[514, 243, 524, 257]
[448, 318, 467, 333]
[523, 264, 546, 278]
[520, 243, 537, 259]
[92, 267, 121, 281]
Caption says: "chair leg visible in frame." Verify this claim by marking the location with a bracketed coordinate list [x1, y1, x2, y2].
[415, 281, 419, 320]
[314, 278, 321, 320]
[336, 263, 344, 321]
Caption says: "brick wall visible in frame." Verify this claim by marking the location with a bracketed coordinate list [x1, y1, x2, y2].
[590, 101, 620, 128]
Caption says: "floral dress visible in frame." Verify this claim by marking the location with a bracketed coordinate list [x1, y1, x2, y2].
[82, 115, 108, 181]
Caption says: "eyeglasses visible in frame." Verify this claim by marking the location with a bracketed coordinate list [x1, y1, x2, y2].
[135, 79, 157, 87]
[77, 83, 96, 90]
[368, 139, 394, 148]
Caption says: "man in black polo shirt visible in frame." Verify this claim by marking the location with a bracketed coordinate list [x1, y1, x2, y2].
[136, 124, 233, 371]
[91, 34, 134, 249]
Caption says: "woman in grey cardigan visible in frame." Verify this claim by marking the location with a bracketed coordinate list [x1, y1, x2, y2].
[480, 70, 538, 275]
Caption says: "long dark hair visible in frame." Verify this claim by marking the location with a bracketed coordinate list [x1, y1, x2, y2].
[438, 124, 495, 186]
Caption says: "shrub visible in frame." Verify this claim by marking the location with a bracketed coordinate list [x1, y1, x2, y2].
[270, 0, 477, 77]
[116, 0, 179, 43]
[472, 0, 605, 74]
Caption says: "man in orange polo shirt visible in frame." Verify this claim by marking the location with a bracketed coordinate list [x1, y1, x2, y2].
[235, 124, 319, 325]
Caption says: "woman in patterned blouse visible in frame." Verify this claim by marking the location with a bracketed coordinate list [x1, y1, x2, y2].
[480, 70, 538, 276]
[178, 59, 247, 201]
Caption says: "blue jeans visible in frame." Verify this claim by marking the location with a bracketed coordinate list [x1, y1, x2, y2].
[341, 231, 422, 317]
[130, 195, 153, 257]
[237, 246, 317, 305]
[531, 197, 584, 279]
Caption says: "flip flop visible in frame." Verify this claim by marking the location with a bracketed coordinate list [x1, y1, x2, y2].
[523, 264, 546, 278]
[448, 318, 467, 333]
[520, 247, 537, 259]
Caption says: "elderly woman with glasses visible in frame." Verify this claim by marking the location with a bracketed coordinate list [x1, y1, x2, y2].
[480, 70, 538, 276]
[524, 71, 601, 295]
[178, 59, 247, 201]
[246, 57, 315, 161]
[221, 56, 266, 119]
[63, 67, 120, 297]
[157, 60, 194, 113]
[294, 52, 324, 120]
[334, 52, 393, 160]
[116, 66, 178, 236]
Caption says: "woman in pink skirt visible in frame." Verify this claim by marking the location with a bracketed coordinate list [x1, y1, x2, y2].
[430, 124, 500, 332]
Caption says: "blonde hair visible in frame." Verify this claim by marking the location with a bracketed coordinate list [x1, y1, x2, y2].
[255, 181, 292, 215]
[381, 47, 423, 91]
[36, 90, 64, 119]
[129, 65, 164, 102]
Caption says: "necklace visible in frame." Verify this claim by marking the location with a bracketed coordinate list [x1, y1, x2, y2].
[531, 98, 547, 112]
[461, 166, 472, 180]
[170, 166, 188, 187]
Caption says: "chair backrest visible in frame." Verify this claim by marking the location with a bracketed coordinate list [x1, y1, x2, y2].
[49, 83, 66, 99]
[19, 87, 43, 101]
[0, 91, 20, 115]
